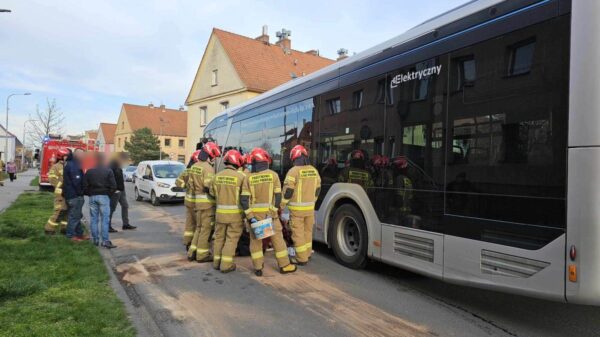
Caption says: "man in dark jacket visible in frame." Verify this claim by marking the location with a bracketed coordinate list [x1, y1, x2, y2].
[63, 148, 87, 241]
[84, 153, 117, 248]
[109, 154, 136, 232]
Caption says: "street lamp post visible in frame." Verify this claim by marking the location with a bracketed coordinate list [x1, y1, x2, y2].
[4, 93, 32, 165]
[5, 93, 31, 166]
[21, 119, 35, 170]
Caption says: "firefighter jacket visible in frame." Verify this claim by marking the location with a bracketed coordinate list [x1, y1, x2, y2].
[241, 168, 281, 219]
[175, 161, 215, 210]
[48, 162, 65, 197]
[211, 165, 246, 223]
[338, 167, 374, 190]
[281, 165, 321, 215]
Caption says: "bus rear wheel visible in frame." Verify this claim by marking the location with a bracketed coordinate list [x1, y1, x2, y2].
[330, 204, 368, 269]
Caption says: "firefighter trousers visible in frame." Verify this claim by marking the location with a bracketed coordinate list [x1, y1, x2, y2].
[183, 205, 197, 246]
[249, 214, 291, 271]
[188, 208, 215, 261]
[45, 196, 68, 234]
[290, 213, 315, 263]
[212, 220, 244, 270]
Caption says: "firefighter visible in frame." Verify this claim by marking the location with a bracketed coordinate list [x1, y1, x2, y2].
[175, 150, 201, 252]
[210, 149, 246, 273]
[338, 149, 374, 190]
[281, 145, 321, 265]
[392, 156, 413, 218]
[240, 148, 296, 276]
[44, 149, 70, 235]
[187, 142, 221, 262]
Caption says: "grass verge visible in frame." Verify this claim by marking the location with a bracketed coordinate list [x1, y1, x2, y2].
[30, 176, 39, 186]
[0, 192, 135, 337]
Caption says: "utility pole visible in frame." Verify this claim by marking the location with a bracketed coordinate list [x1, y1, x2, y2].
[5, 93, 31, 165]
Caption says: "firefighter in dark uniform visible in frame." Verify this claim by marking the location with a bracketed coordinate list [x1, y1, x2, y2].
[338, 149, 373, 190]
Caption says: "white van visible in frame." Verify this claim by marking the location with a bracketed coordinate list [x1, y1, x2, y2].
[134, 160, 186, 206]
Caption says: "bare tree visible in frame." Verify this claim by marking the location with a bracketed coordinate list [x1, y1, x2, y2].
[29, 98, 65, 146]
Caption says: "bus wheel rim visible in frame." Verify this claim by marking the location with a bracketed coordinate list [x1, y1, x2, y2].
[337, 215, 360, 257]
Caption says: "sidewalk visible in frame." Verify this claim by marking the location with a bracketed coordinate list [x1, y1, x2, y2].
[0, 169, 38, 213]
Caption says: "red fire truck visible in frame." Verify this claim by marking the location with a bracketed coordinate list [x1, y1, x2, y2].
[38, 138, 97, 190]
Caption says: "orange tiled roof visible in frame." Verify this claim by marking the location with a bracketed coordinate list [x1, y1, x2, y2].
[99, 123, 117, 144]
[213, 28, 335, 93]
[86, 130, 98, 140]
[122, 104, 187, 137]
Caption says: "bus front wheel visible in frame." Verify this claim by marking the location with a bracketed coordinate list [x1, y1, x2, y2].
[330, 204, 368, 269]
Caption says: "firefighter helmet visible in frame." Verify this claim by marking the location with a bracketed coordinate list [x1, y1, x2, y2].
[249, 147, 271, 164]
[223, 149, 244, 167]
[57, 148, 70, 158]
[190, 150, 202, 163]
[202, 142, 221, 159]
[393, 156, 408, 169]
[373, 155, 390, 167]
[290, 145, 308, 161]
[350, 149, 365, 161]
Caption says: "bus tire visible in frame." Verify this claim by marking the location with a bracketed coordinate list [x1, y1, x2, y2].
[330, 204, 368, 269]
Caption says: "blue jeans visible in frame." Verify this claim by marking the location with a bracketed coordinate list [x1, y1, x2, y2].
[89, 195, 111, 244]
[66, 196, 85, 238]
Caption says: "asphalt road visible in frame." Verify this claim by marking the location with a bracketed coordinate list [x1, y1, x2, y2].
[101, 182, 600, 337]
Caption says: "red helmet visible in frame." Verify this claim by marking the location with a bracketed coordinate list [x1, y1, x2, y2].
[202, 142, 221, 159]
[290, 145, 308, 161]
[57, 148, 70, 158]
[373, 155, 390, 167]
[249, 147, 271, 164]
[190, 150, 202, 163]
[223, 149, 244, 167]
[350, 149, 365, 161]
[393, 156, 408, 169]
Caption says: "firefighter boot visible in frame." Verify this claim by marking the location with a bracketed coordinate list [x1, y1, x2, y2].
[279, 264, 297, 274]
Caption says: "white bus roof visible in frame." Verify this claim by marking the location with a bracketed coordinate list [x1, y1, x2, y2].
[210, 0, 504, 122]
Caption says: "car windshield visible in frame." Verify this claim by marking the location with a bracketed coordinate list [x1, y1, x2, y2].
[125, 166, 136, 172]
[152, 164, 184, 179]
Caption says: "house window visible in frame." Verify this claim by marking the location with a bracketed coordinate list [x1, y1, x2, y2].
[221, 101, 229, 111]
[508, 39, 535, 76]
[352, 90, 363, 109]
[327, 98, 341, 115]
[118, 138, 121, 148]
[164, 138, 171, 147]
[200, 106, 207, 126]
[211, 69, 218, 86]
[121, 121, 125, 129]
[178, 139, 185, 148]
[177, 155, 186, 163]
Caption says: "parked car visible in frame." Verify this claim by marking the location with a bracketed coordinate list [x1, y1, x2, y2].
[134, 160, 186, 206]
[123, 165, 137, 182]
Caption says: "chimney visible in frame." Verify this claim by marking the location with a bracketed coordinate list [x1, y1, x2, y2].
[275, 28, 292, 52]
[148, 102, 154, 108]
[337, 48, 349, 61]
[179, 105, 185, 111]
[255, 25, 270, 44]
[305, 49, 319, 56]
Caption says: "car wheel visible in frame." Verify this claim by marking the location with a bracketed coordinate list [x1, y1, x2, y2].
[151, 190, 160, 206]
[134, 187, 143, 201]
[330, 204, 369, 269]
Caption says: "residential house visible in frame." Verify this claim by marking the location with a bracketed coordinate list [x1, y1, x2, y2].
[184, 26, 335, 157]
[0, 124, 17, 163]
[97, 123, 117, 154]
[114, 103, 188, 162]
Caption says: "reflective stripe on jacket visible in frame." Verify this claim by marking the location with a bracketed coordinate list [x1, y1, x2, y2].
[211, 166, 246, 223]
[241, 169, 281, 219]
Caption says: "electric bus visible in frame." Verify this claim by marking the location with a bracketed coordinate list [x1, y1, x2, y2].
[202, 0, 600, 305]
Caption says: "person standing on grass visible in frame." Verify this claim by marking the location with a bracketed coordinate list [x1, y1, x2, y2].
[83, 152, 117, 248]
[6, 161, 17, 181]
[108, 153, 136, 233]
[64, 148, 88, 242]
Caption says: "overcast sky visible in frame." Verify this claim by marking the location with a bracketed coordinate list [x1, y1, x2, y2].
[0, 0, 467, 142]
